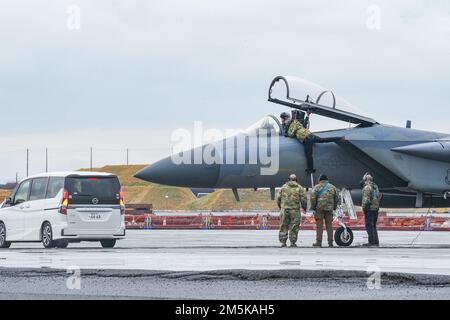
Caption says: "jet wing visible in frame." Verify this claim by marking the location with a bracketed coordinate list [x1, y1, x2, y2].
[268, 76, 378, 127]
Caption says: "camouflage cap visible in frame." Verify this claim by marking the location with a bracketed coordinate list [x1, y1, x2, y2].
[363, 172, 373, 181]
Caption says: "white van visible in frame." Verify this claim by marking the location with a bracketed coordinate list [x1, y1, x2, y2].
[0, 172, 126, 249]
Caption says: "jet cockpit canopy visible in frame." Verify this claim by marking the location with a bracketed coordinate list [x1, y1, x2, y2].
[268, 75, 378, 127]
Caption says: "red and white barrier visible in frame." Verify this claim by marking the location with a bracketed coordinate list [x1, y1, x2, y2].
[125, 211, 450, 231]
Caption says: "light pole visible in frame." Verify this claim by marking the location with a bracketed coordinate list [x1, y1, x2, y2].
[165, 195, 169, 209]
[26, 148, 29, 177]
[90, 147, 93, 171]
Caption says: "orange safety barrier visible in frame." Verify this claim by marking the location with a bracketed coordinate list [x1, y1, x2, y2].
[125, 212, 450, 231]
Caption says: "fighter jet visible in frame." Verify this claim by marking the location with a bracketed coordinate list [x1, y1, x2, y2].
[135, 75, 450, 209]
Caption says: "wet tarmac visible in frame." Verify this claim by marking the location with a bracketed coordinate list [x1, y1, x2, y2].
[0, 230, 449, 299]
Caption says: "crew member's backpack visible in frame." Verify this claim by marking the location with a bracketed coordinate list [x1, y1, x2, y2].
[295, 125, 312, 142]
[287, 120, 301, 138]
[369, 183, 382, 210]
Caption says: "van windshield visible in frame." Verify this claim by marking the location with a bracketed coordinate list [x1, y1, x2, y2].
[65, 176, 121, 205]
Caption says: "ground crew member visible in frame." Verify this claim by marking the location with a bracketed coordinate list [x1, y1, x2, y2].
[361, 173, 382, 247]
[276, 174, 308, 248]
[282, 110, 310, 137]
[310, 174, 339, 247]
[287, 110, 343, 174]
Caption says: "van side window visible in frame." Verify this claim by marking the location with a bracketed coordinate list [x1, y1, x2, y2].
[29, 178, 49, 201]
[46, 177, 65, 199]
[14, 180, 31, 205]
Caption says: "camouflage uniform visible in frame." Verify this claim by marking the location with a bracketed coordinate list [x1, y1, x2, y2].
[287, 120, 312, 142]
[282, 120, 292, 137]
[310, 180, 339, 246]
[276, 181, 308, 246]
[362, 181, 382, 245]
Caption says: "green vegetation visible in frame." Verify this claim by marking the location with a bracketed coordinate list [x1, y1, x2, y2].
[185, 189, 278, 211]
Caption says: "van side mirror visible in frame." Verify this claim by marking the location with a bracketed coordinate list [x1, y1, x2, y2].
[2, 197, 12, 208]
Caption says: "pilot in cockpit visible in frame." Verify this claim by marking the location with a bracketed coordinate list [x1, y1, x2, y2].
[280, 112, 291, 136]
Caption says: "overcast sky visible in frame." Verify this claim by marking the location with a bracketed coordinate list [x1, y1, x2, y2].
[0, 0, 449, 183]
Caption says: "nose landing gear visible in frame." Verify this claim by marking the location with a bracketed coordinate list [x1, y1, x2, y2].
[334, 221, 354, 247]
[334, 189, 357, 247]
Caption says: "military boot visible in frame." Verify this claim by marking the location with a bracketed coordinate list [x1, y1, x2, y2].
[328, 242, 334, 247]
[281, 243, 287, 248]
[290, 243, 297, 248]
[312, 242, 322, 247]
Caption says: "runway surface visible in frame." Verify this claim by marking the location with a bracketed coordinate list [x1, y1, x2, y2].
[0, 230, 449, 299]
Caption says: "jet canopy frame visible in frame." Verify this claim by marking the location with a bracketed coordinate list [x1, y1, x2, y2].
[244, 115, 282, 136]
[268, 76, 378, 127]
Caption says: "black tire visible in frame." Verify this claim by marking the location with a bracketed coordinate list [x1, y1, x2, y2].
[41, 222, 56, 249]
[334, 226, 354, 247]
[0, 222, 11, 249]
[100, 239, 116, 248]
[56, 240, 69, 248]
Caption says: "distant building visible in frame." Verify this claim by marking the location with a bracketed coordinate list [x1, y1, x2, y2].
[0, 182, 17, 190]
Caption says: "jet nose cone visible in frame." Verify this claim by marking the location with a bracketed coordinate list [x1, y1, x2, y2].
[134, 156, 220, 188]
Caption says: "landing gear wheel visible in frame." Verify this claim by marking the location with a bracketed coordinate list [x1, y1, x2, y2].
[334, 226, 354, 247]
[41, 222, 56, 249]
[56, 240, 69, 248]
[100, 239, 116, 248]
[0, 222, 11, 248]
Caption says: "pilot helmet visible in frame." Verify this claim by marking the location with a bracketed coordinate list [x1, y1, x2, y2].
[289, 174, 298, 182]
[280, 112, 290, 120]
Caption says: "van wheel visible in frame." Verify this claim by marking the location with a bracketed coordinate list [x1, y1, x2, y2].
[0, 222, 11, 249]
[334, 226, 354, 247]
[56, 240, 69, 248]
[41, 222, 56, 249]
[100, 239, 116, 248]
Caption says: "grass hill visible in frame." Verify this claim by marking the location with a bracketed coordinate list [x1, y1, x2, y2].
[185, 189, 278, 211]
[0, 189, 10, 201]
[81, 165, 278, 211]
